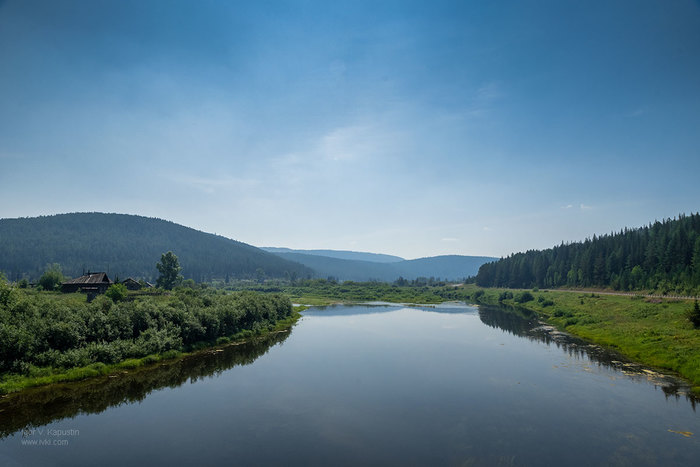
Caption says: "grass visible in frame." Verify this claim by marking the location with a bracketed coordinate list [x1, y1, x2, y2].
[228, 280, 457, 306]
[0, 310, 303, 395]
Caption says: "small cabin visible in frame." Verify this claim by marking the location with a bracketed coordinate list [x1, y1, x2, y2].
[62, 272, 113, 294]
[121, 277, 143, 291]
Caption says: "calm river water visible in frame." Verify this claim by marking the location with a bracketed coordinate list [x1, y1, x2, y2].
[1, 303, 699, 466]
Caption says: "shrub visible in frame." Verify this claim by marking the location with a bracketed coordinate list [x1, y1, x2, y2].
[498, 291, 513, 302]
[105, 283, 128, 302]
[515, 291, 534, 303]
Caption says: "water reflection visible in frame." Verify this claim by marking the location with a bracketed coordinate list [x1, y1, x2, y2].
[0, 330, 292, 438]
[478, 305, 697, 407]
[305, 301, 475, 317]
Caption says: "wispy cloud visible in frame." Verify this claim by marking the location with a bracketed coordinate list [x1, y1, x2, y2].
[464, 81, 505, 118]
[626, 107, 647, 118]
[475, 82, 504, 102]
[562, 203, 592, 210]
[441, 237, 459, 242]
[167, 174, 260, 194]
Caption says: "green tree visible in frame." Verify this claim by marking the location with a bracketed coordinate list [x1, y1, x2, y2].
[38, 263, 64, 291]
[105, 283, 128, 302]
[689, 300, 700, 329]
[156, 252, 183, 290]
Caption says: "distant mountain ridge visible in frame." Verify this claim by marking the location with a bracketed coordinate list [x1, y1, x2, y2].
[268, 251, 497, 282]
[0, 213, 312, 282]
[260, 247, 404, 263]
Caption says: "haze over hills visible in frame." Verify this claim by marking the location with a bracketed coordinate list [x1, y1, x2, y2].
[0, 212, 496, 284]
[260, 247, 405, 263]
[268, 251, 497, 282]
[0, 213, 312, 282]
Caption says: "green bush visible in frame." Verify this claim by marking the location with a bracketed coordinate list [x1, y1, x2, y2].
[38, 264, 64, 291]
[105, 283, 128, 302]
[515, 291, 534, 303]
[498, 291, 513, 302]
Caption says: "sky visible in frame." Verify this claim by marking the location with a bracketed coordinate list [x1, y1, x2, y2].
[1, 0, 699, 259]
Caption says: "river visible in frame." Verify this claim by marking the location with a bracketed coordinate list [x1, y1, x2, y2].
[1, 303, 699, 466]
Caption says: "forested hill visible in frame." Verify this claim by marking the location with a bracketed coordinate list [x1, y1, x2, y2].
[476, 213, 700, 294]
[0, 213, 312, 282]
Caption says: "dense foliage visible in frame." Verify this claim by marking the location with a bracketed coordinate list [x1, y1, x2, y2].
[476, 214, 700, 294]
[0, 277, 292, 377]
[0, 213, 312, 282]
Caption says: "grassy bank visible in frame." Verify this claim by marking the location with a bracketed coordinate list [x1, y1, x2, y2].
[460, 284, 700, 391]
[226, 279, 467, 305]
[0, 310, 302, 395]
[227, 280, 700, 392]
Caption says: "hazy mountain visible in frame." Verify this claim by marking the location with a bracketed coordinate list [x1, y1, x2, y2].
[260, 247, 404, 263]
[270, 251, 497, 282]
[0, 213, 312, 282]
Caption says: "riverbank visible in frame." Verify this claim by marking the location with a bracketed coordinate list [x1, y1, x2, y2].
[0, 310, 302, 395]
[282, 281, 700, 392]
[461, 285, 700, 392]
[0, 276, 304, 395]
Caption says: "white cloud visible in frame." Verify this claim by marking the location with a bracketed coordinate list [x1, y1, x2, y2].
[441, 237, 459, 242]
[580, 203, 593, 210]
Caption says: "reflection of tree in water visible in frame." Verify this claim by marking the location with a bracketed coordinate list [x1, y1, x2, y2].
[0, 331, 292, 438]
[478, 305, 697, 408]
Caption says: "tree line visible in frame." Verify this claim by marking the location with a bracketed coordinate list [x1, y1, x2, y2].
[476, 213, 700, 295]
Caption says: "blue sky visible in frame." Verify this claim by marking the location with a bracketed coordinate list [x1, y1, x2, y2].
[1, 0, 699, 259]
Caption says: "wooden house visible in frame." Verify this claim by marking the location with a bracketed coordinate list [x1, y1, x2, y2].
[62, 272, 113, 294]
[121, 277, 143, 291]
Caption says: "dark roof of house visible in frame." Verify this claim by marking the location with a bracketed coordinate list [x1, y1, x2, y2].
[63, 272, 112, 285]
[122, 278, 140, 284]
